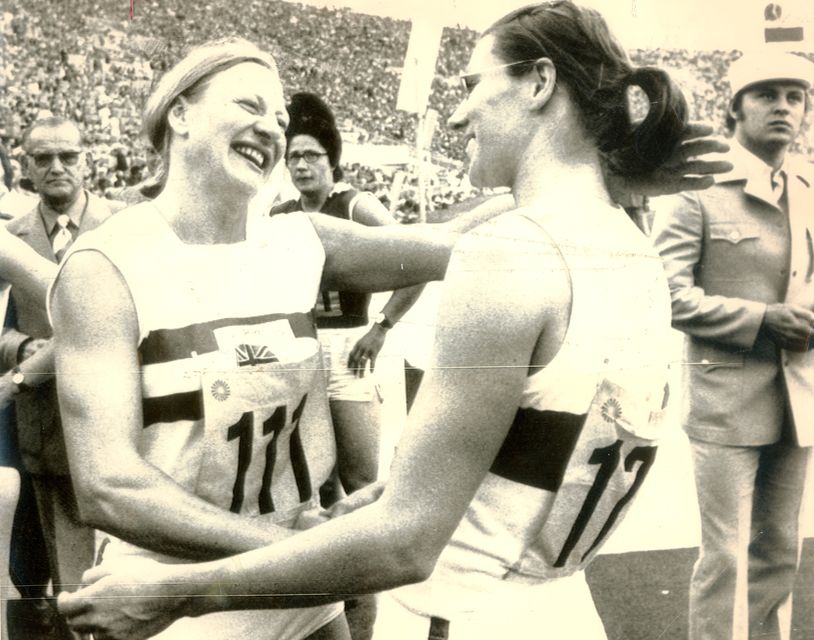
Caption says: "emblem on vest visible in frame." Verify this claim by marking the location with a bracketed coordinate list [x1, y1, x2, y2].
[211, 380, 231, 402]
[601, 397, 623, 424]
[235, 343, 279, 367]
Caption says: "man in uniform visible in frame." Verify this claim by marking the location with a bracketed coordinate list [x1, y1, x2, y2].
[653, 53, 814, 639]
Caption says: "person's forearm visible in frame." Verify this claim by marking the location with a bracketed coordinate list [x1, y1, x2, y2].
[0, 232, 56, 304]
[669, 288, 766, 349]
[316, 197, 515, 294]
[73, 456, 299, 561]
[15, 341, 55, 386]
[379, 284, 425, 325]
[0, 328, 29, 371]
[179, 502, 426, 616]
[321, 222, 456, 292]
[0, 342, 55, 408]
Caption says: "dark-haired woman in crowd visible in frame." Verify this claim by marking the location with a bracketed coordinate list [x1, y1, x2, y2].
[56, 3, 732, 639]
[272, 93, 424, 501]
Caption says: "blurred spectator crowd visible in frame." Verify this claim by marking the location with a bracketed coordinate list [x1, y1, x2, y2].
[2, 0, 812, 219]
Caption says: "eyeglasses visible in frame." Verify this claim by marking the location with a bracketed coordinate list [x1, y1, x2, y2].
[459, 59, 541, 95]
[287, 151, 328, 165]
[30, 152, 81, 168]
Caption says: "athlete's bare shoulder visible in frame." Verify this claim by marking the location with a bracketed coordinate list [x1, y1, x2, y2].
[448, 207, 571, 340]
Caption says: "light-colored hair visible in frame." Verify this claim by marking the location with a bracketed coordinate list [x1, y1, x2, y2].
[21, 117, 83, 152]
[141, 38, 278, 197]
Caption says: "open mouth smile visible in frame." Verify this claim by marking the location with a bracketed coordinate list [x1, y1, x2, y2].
[232, 144, 269, 171]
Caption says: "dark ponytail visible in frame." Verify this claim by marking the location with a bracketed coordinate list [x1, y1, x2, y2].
[486, 1, 687, 178]
[603, 67, 687, 176]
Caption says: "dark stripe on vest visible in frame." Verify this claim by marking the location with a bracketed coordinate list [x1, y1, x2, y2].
[139, 312, 316, 366]
[490, 409, 585, 491]
[428, 616, 449, 640]
[142, 390, 203, 428]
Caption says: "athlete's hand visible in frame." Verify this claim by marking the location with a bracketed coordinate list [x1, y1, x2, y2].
[348, 327, 387, 376]
[325, 481, 385, 518]
[58, 562, 190, 640]
[294, 507, 332, 529]
[606, 122, 733, 199]
[20, 337, 49, 362]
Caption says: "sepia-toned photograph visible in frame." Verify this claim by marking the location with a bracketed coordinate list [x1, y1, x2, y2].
[0, 1, 812, 638]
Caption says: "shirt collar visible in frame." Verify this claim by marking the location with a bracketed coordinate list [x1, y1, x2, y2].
[716, 139, 810, 188]
[714, 139, 771, 184]
[39, 189, 88, 234]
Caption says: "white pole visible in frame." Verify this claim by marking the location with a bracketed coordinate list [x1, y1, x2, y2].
[416, 111, 426, 223]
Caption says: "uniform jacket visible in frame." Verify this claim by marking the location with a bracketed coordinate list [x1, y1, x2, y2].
[0, 191, 123, 473]
[652, 143, 814, 447]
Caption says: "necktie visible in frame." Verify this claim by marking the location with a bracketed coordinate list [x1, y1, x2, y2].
[52, 214, 74, 262]
[771, 170, 787, 212]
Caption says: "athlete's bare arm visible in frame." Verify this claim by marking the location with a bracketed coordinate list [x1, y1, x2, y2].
[314, 124, 728, 294]
[51, 251, 309, 561]
[0, 228, 56, 302]
[342, 192, 428, 373]
[0, 231, 58, 409]
[58, 215, 569, 639]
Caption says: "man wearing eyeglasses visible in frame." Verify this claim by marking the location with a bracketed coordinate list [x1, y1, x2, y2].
[0, 117, 123, 638]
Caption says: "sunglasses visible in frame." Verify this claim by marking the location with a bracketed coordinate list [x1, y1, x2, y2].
[287, 151, 328, 165]
[30, 152, 81, 168]
[459, 59, 541, 95]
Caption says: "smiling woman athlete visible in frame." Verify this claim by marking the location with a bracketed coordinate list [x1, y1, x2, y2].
[53, 7, 731, 639]
[46, 38, 466, 640]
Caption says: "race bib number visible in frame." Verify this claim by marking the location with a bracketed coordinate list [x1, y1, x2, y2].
[531, 378, 663, 577]
[196, 327, 326, 521]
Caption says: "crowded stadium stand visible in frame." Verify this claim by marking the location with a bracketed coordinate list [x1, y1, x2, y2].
[2, 0, 812, 220]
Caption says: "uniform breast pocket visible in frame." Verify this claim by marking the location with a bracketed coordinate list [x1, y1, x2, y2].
[692, 343, 745, 374]
[709, 222, 761, 246]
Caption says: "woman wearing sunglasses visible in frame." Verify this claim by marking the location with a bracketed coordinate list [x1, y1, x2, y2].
[57, 3, 731, 638]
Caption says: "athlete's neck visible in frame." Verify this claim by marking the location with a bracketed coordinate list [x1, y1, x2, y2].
[513, 146, 610, 211]
[153, 182, 249, 245]
[511, 99, 612, 210]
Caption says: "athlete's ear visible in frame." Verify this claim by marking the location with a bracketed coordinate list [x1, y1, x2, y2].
[529, 58, 557, 112]
[167, 96, 191, 137]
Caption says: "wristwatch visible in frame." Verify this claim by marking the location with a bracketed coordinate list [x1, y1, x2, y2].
[374, 312, 394, 330]
[11, 366, 31, 393]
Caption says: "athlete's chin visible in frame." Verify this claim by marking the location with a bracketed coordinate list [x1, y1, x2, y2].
[469, 163, 506, 191]
[468, 160, 486, 189]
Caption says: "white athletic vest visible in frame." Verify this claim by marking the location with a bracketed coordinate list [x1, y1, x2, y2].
[53, 204, 341, 639]
[394, 201, 673, 620]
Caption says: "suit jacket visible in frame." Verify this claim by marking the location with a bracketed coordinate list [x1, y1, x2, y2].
[0, 190, 123, 474]
[652, 144, 814, 447]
